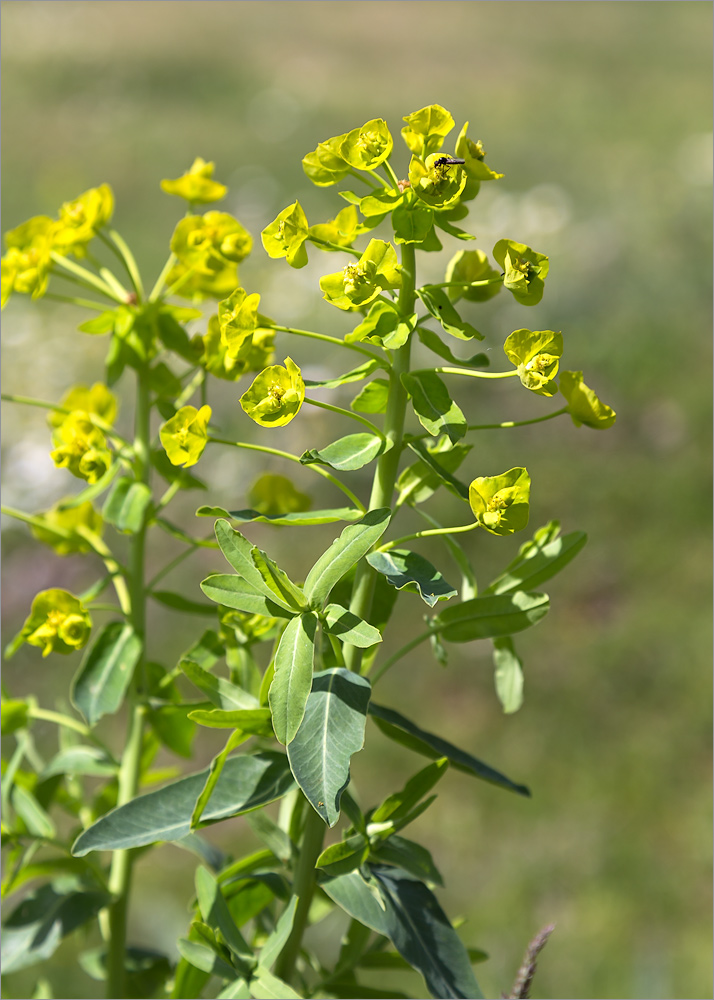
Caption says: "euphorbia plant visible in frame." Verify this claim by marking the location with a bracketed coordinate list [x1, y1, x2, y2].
[1, 108, 615, 1000]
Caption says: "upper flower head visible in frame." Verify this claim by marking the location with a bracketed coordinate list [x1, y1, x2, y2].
[160, 158, 227, 204]
[160, 405, 212, 467]
[469, 467, 531, 536]
[401, 105, 455, 159]
[319, 239, 401, 311]
[504, 329, 563, 397]
[408, 153, 466, 209]
[14, 589, 92, 658]
[262, 201, 310, 269]
[302, 134, 351, 187]
[559, 370, 616, 429]
[493, 239, 549, 306]
[1, 216, 55, 306]
[340, 118, 393, 171]
[240, 357, 304, 427]
[53, 184, 114, 256]
[48, 383, 117, 484]
[168, 212, 252, 299]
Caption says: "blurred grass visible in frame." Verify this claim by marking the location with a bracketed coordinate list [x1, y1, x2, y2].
[1, 2, 711, 998]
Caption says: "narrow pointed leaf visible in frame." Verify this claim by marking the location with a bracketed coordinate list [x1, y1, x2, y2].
[181, 658, 260, 710]
[72, 751, 295, 855]
[416, 326, 489, 367]
[431, 590, 549, 643]
[406, 438, 470, 500]
[176, 938, 236, 981]
[218, 981, 252, 999]
[197, 506, 364, 526]
[258, 897, 298, 971]
[71, 622, 141, 726]
[484, 529, 587, 595]
[187, 708, 273, 732]
[102, 477, 152, 534]
[250, 549, 309, 612]
[213, 519, 270, 591]
[303, 358, 384, 388]
[151, 590, 217, 615]
[249, 967, 303, 999]
[417, 286, 484, 340]
[366, 549, 457, 607]
[191, 731, 251, 829]
[300, 434, 386, 472]
[370, 835, 444, 887]
[200, 575, 294, 620]
[287, 668, 371, 826]
[269, 613, 317, 746]
[370, 866, 484, 999]
[316, 834, 370, 876]
[369, 702, 530, 796]
[323, 603, 382, 648]
[304, 508, 391, 609]
[195, 867, 254, 966]
[321, 870, 391, 937]
[401, 371, 466, 444]
[493, 637, 524, 714]
[370, 758, 449, 825]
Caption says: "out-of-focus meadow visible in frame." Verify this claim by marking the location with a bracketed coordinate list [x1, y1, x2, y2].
[1, 2, 711, 998]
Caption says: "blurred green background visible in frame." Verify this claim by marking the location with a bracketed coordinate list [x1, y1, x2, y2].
[1, 2, 711, 998]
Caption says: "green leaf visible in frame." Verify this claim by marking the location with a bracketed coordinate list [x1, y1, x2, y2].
[304, 508, 391, 609]
[416, 326, 489, 367]
[180, 658, 260, 710]
[366, 549, 457, 608]
[392, 199, 434, 245]
[71, 622, 141, 726]
[177, 937, 236, 981]
[195, 866, 254, 968]
[431, 590, 549, 643]
[370, 758, 449, 827]
[370, 866, 484, 1000]
[345, 301, 416, 351]
[197, 506, 364, 526]
[218, 980, 252, 999]
[397, 440, 472, 507]
[484, 528, 587, 595]
[213, 519, 272, 592]
[493, 637, 524, 714]
[250, 548, 309, 612]
[258, 897, 298, 971]
[11, 786, 56, 839]
[200, 575, 295, 621]
[269, 613, 317, 746]
[405, 438, 470, 500]
[102, 477, 152, 534]
[72, 751, 295, 855]
[188, 708, 273, 733]
[1, 699, 29, 735]
[321, 870, 391, 937]
[41, 745, 117, 779]
[417, 286, 484, 340]
[303, 358, 383, 389]
[300, 434, 386, 472]
[350, 379, 390, 414]
[323, 604, 382, 648]
[151, 590, 218, 615]
[249, 966, 303, 999]
[316, 834, 370, 876]
[370, 834, 443, 887]
[287, 668, 371, 826]
[368, 702, 530, 796]
[401, 371, 466, 444]
[1, 880, 109, 973]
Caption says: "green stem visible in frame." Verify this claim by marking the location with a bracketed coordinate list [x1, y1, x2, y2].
[304, 396, 383, 437]
[45, 292, 108, 311]
[267, 324, 381, 361]
[343, 243, 416, 674]
[50, 252, 126, 303]
[148, 252, 177, 302]
[468, 407, 568, 430]
[369, 628, 433, 683]
[413, 366, 519, 380]
[104, 371, 151, 1000]
[273, 804, 326, 985]
[208, 437, 366, 512]
[101, 229, 145, 301]
[378, 520, 479, 552]
[422, 277, 504, 291]
[381, 160, 402, 190]
[308, 235, 361, 258]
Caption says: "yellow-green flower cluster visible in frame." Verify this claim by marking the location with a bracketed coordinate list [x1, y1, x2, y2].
[504, 328, 563, 397]
[240, 357, 305, 428]
[160, 158, 227, 204]
[167, 211, 252, 299]
[31, 500, 103, 556]
[320, 239, 401, 310]
[160, 405, 212, 468]
[49, 383, 117, 484]
[16, 589, 92, 658]
[199, 314, 275, 382]
[469, 468, 531, 536]
[1, 184, 113, 308]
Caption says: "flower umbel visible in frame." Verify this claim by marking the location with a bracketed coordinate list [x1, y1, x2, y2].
[504, 329, 563, 397]
[240, 357, 305, 427]
[12, 589, 92, 658]
[469, 468, 531, 536]
[160, 158, 228, 204]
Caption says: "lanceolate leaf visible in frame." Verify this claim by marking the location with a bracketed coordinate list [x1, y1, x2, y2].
[417, 285, 484, 341]
[369, 702, 530, 796]
[370, 866, 484, 1000]
[151, 590, 217, 615]
[300, 434, 386, 472]
[401, 371, 466, 444]
[492, 636, 524, 714]
[303, 358, 384, 389]
[250, 549, 308, 612]
[269, 613, 317, 746]
[197, 506, 364, 526]
[484, 529, 587, 595]
[200, 575, 295, 621]
[416, 326, 489, 367]
[304, 508, 391, 609]
[323, 603, 383, 647]
[72, 751, 295, 855]
[366, 549, 457, 607]
[187, 708, 273, 732]
[406, 438, 470, 500]
[431, 590, 549, 643]
[71, 622, 141, 726]
[195, 867, 254, 968]
[370, 834, 444, 886]
[287, 668, 371, 826]
[102, 477, 153, 534]
[181, 658, 260, 711]
[213, 519, 270, 592]
[249, 966, 303, 999]
[258, 897, 298, 972]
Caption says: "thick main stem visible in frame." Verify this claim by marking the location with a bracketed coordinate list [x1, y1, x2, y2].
[105, 373, 151, 999]
[344, 244, 416, 673]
